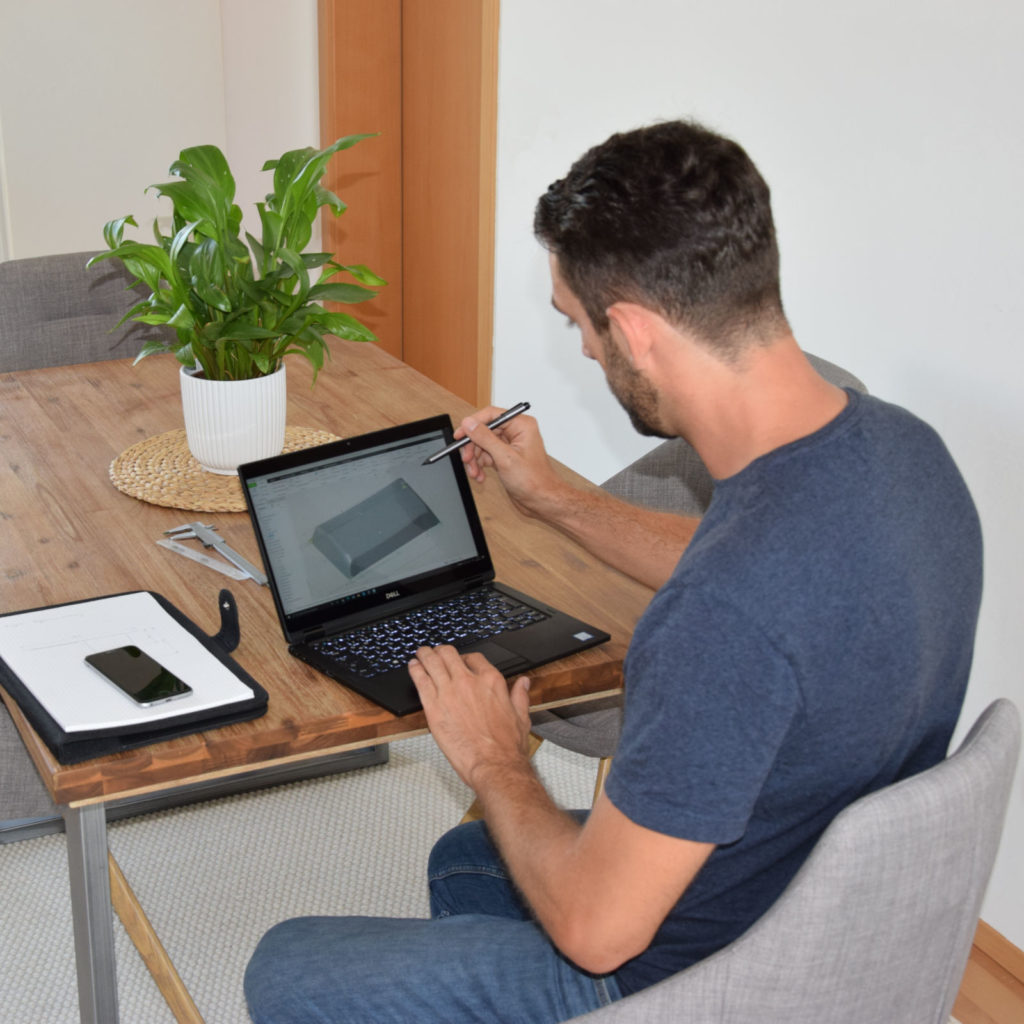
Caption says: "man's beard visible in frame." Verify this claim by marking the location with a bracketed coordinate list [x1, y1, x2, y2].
[602, 335, 673, 439]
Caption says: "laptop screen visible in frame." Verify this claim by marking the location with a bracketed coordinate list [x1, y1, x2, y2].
[241, 416, 494, 639]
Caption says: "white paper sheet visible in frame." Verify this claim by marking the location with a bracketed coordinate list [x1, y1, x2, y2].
[0, 592, 253, 733]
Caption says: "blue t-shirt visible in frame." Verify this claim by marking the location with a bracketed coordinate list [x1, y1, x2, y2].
[605, 389, 982, 994]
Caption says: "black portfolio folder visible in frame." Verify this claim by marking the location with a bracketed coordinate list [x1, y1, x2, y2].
[0, 589, 267, 764]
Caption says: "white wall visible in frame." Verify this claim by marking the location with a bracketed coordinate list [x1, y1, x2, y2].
[219, 0, 321, 244]
[0, 1, 226, 257]
[493, 0, 1024, 946]
[0, 0, 318, 258]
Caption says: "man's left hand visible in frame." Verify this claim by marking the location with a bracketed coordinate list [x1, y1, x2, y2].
[408, 645, 532, 790]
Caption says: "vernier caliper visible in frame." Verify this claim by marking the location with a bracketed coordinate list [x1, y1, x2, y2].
[161, 522, 268, 586]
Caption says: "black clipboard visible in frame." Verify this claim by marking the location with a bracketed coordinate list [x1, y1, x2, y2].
[0, 589, 267, 764]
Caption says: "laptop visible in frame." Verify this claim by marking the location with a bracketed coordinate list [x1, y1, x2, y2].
[238, 414, 610, 715]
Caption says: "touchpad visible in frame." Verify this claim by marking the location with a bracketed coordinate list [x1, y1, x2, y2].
[463, 640, 529, 674]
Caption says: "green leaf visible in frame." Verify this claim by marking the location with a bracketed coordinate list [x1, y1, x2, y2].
[188, 238, 233, 312]
[328, 262, 388, 287]
[251, 350, 276, 375]
[170, 144, 235, 198]
[94, 215, 138, 254]
[174, 340, 196, 365]
[167, 303, 196, 329]
[169, 219, 202, 265]
[271, 135, 376, 247]
[301, 251, 333, 269]
[128, 311, 174, 326]
[316, 310, 378, 342]
[307, 282, 377, 304]
[277, 246, 310, 293]
[132, 339, 172, 364]
[315, 185, 347, 217]
[255, 204, 284, 267]
[216, 322, 280, 342]
[154, 145, 241, 244]
[246, 230, 266, 268]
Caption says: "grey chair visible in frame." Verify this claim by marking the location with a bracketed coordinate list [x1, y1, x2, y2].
[2, 250, 151, 840]
[530, 353, 868, 785]
[0, 250, 176, 372]
[568, 697, 1020, 1024]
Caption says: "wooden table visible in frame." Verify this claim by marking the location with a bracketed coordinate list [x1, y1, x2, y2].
[0, 343, 652, 1022]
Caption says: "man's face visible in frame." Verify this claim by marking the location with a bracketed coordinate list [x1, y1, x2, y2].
[549, 255, 671, 439]
[599, 327, 672, 439]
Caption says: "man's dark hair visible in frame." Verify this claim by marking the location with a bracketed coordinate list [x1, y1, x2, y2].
[534, 120, 789, 354]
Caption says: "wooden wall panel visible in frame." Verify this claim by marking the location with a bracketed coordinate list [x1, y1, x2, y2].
[318, 0, 498, 405]
[401, 0, 497, 405]
[318, 0, 403, 360]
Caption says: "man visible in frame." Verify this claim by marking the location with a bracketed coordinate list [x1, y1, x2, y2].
[245, 120, 982, 1023]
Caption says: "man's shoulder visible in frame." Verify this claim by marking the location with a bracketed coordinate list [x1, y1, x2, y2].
[716, 390, 973, 524]
[667, 390, 980, 622]
[849, 390, 951, 453]
[784, 389, 953, 475]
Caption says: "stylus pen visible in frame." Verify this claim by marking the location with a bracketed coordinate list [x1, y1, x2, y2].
[422, 402, 531, 465]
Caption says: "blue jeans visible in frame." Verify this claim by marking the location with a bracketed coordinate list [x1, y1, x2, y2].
[244, 817, 622, 1023]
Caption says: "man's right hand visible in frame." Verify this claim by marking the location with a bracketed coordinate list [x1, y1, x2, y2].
[456, 404, 698, 591]
[455, 406, 570, 520]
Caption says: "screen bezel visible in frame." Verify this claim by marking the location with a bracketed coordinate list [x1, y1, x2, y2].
[238, 414, 495, 641]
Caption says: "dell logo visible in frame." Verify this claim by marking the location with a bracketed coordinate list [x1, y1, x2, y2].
[385, 590, 400, 600]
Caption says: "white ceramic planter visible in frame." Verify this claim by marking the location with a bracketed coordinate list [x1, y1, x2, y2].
[180, 364, 287, 474]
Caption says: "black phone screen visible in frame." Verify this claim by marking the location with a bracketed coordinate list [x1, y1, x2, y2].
[84, 645, 192, 706]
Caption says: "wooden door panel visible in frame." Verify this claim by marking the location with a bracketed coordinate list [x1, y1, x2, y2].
[318, 0, 497, 405]
[318, 0, 403, 360]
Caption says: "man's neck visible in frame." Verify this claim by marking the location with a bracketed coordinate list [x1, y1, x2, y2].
[663, 335, 850, 480]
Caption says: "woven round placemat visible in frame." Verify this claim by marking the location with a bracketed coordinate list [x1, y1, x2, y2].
[110, 426, 340, 512]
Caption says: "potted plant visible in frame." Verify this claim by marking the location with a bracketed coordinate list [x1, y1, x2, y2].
[88, 134, 385, 474]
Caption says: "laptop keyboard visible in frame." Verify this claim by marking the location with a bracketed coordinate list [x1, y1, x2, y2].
[309, 589, 548, 678]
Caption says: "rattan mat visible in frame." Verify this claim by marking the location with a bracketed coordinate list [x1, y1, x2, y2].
[110, 426, 340, 512]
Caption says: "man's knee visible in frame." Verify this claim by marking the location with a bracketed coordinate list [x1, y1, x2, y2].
[245, 919, 299, 1021]
[427, 819, 495, 878]
[427, 820, 533, 921]
[246, 914, 528, 1024]
[244, 916, 362, 1023]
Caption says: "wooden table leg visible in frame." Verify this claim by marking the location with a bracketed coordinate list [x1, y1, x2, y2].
[108, 852, 206, 1024]
[593, 756, 613, 802]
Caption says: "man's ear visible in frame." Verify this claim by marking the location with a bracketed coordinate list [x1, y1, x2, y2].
[606, 302, 659, 367]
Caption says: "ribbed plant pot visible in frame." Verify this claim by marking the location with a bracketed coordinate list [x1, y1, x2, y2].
[180, 364, 287, 475]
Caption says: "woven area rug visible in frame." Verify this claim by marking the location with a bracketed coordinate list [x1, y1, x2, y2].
[0, 736, 593, 1023]
[0, 736, 965, 1024]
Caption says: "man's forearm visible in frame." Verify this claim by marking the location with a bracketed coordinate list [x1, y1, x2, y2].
[458, 414, 698, 590]
[469, 757, 599, 957]
[469, 754, 705, 975]
[528, 476, 698, 591]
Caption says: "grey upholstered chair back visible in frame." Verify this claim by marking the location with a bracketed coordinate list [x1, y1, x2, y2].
[0, 251, 172, 371]
[1, 250, 155, 837]
[569, 698, 1020, 1024]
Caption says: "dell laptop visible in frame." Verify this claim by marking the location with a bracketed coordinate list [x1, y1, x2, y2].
[238, 414, 610, 715]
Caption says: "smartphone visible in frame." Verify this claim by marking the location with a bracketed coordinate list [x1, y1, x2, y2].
[84, 645, 193, 707]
